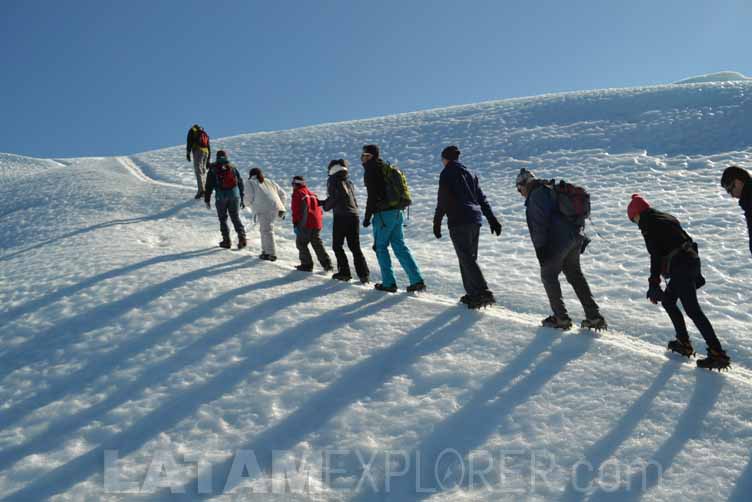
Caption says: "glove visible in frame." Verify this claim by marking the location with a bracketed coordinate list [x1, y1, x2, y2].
[187, 153, 191, 162]
[647, 283, 664, 304]
[535, 247, 547, 265]
[433, 222, 442, 239]
[278, 210, 285, 218]
[205, 201, 211, 210]
[488, 216, 502, 236]
[363, 217, 371, 228]
[240, 201, 245, 209]
[580, 236, 591, 254]
[294, 226, 301, 237]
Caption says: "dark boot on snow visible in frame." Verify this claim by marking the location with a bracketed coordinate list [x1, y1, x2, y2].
[667, 338, 695, 358]
[219, 239, 231, 249]
[406, 281, 426, 293]
[542, 315, 573, 330]
[295, 264, 313, 272]
[332, 272, 351, 282]
[358, 276, 370, 284]
[581, 315, 608, 331]
[374, 283, 398, 293]
[237, 237, 247, 250]
[697, 348, 731, 371]
[466, 291, 496, 310]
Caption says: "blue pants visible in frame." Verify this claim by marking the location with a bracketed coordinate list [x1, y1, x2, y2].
[372, 209, 423, 287]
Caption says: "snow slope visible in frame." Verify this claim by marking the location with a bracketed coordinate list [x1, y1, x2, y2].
[1, 80, 751, 501]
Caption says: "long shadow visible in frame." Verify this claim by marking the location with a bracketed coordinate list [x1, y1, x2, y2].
[0, 247, 216, 326]
[354, 330, 592, 502]
[729, 453, 752, 501]
[558, 360, 681, 501]
[0, 200, 195, 262]
[0, 272, 314, 472]
[0, 255, 250, 383]
[588, 371, 724, 502]
[0, 266, 292, 432]
[1, 283, 397, 501]
[165, 308, 479, 499]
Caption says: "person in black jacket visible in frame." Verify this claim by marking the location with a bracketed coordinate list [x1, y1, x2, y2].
[720, 165, 752, 256]
[186, 124, 211, 199]
[627, 194, 730, 370]
[433, 146, 501, 309]
[322, 159, 369, 283]
[205, 151, 246, 250]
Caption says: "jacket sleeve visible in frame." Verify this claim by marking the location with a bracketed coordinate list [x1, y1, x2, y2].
[235, 169, 244, 201]
[526, 188, 551, 250]
[275, 182, 287, 208]
[203, 165, 215, 203]
[434, 170, 449, 228]
[641, 222, 662, 283]
[746, 208, 752, 256]
[186, 129, 193, 154]
[323, 177, 336, 212]
[363, 165, 383, 221]
[247, 180, 257, 207]
[476, 176, 496, 222]
[298, 197, 309, 228]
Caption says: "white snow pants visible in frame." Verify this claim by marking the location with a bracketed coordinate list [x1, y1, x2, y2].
[257, 211, 278, 256]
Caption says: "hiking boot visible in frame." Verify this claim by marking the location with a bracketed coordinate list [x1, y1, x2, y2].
[460, 294, 471, 305]
[268, 255, 277, 262]
[358, 276, 370, 284]
[323, 263, 334, 272]
[581, 315, 608, 331]
[542, 315, 573, 330]
[667, 338, 695, 358]
[406, 281, 426, 293]
[219, 239, 231, 249]
[259, 253, 270, 260]
[194, 191, 204, 200]
[237, 237, 247, 250]
[332, 272, 351, 282]
[697, 348, 731, 371]
[466, 291, 496, 310]
[374, 283, 398, 293]
[295, 264, 313, 272]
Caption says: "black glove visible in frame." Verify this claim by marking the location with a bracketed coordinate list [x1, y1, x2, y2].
[535, 247, 547, 265]
[240, 201, 245, 209]
[647, 282, 664, 304]
[278, 210, 285, 218]
[488, 216, 502, 236]
[433, 221, 441, 239]
[187, 153, 191, 162]
[363, 217, 371, 228]
[205, 201, 211, 210]
[580, 236, 591, 254]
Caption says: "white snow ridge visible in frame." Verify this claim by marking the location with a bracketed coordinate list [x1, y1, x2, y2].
[1, 79, 752, 501]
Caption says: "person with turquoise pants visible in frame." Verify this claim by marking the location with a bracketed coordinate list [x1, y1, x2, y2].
[360, 144, 425, 293]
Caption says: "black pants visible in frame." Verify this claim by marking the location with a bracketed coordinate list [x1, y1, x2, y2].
[296, 227, 332, 269]
[332, 214, 369, 279]
[663, 255, 722, 352]
[449, 223, 489, 296]
[216, 197, 245, 240]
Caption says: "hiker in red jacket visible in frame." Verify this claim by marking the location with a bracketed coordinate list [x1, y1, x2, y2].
[291, 176, 332, 272]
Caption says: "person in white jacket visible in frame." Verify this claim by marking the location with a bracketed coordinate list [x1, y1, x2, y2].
[246, 168, 287, 261]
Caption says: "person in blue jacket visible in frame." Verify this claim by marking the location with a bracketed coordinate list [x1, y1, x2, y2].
[720, 165, 752, 256]
[204, 150, 246, 250]
[433, 146, 501, 309]
[516, 168, 605, 330]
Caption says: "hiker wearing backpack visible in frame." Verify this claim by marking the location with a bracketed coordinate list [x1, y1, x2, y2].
[204, 150, 246, 250]
[322, 159, 370, 283]
[291, 176, 333, 272]
[627, 194, 730, 370]
[361, 144, 425, 293]
[720, 165, 752, 256]
[186, 124, 211, 199]
[515, 168, 606, 330]
[433, 146, 502, 309]
[247, 167, 287, 261]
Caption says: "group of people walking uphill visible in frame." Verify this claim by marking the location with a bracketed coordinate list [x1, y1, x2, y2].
[188, 124, 752, 372]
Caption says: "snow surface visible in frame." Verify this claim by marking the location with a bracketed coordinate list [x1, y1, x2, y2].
[1, 80, 752, 501]
[674, 72, 752, 85]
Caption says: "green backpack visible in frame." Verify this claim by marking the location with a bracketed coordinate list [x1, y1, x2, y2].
[381, 162, 412, 210]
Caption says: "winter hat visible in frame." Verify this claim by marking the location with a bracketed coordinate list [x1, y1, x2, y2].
[292, 175, 306, 187]
[441, 145, 461, 161]
[627, 194, 650, 221]
[515, 168, 536, 187]
[216, 150, 228, 162]
[328, 159, 348, 175]
[362, 144, 380, 159]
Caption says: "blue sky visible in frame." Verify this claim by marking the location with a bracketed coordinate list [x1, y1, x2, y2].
[1, 0, 750, 158]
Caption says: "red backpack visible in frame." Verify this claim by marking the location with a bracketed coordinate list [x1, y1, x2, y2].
[197, 129, 210, 149]
[215, 164, 238, 190]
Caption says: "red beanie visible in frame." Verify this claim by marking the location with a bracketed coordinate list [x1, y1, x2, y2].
[627, 194, 650, 221]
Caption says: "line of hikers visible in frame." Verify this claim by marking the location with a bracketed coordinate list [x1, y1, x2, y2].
[188, 124, 752, 371]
